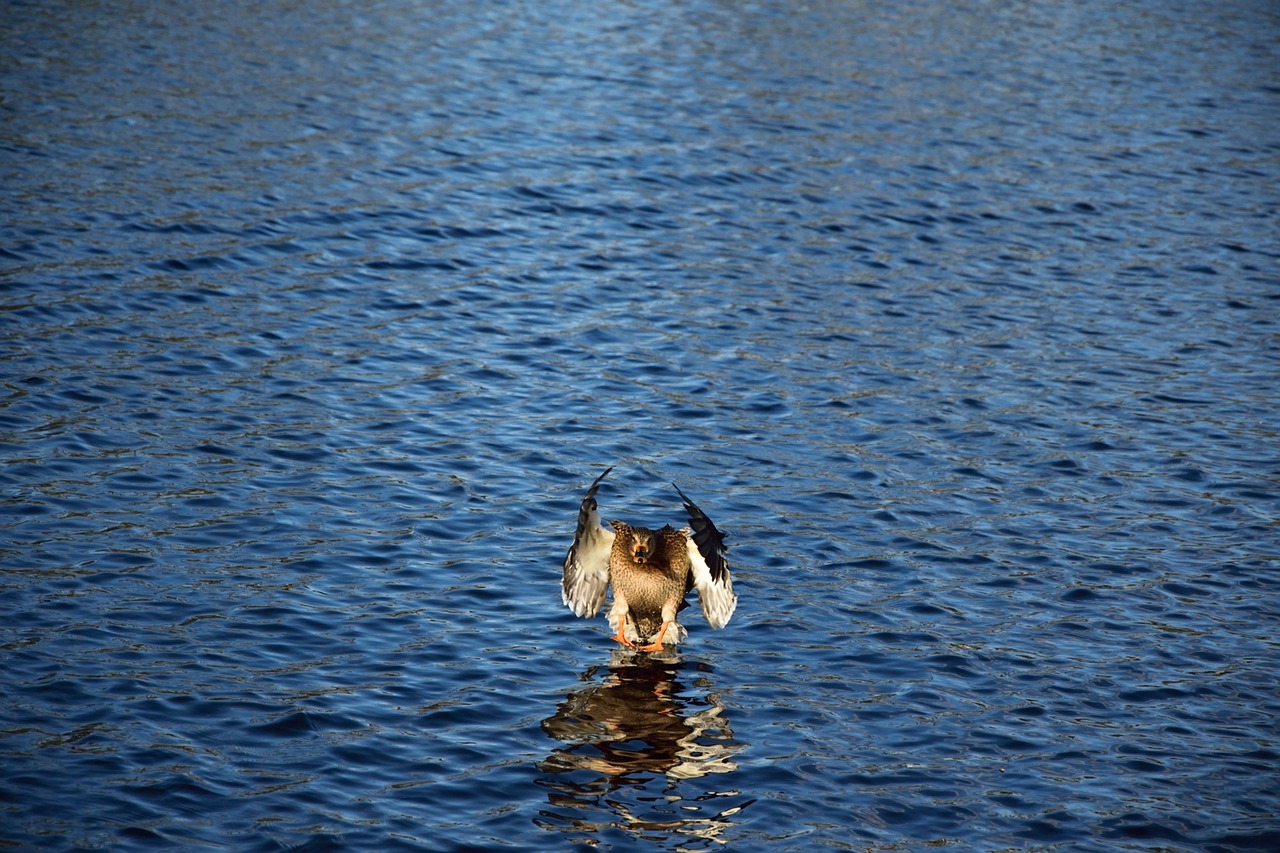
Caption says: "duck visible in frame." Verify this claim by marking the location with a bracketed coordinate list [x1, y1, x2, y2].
[562, 467, 737, 651]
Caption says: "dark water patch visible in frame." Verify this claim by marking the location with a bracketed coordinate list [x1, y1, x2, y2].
[3, 0, 1279, 849]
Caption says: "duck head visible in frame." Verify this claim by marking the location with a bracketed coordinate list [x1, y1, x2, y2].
[611, 521, 659, 566]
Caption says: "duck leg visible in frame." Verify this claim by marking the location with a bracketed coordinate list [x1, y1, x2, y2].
[611, 613, 635, 647]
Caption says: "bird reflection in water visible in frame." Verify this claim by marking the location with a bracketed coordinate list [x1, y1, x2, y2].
[536, 649, 751, 845]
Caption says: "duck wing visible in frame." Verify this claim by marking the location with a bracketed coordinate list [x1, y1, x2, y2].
[673, 482, 736, 628]
[562, 467, 616, 617]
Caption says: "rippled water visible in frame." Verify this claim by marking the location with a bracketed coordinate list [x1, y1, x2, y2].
[3, 0, 1279, 850]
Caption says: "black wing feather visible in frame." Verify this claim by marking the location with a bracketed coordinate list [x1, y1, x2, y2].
[672, 481, 729, 583]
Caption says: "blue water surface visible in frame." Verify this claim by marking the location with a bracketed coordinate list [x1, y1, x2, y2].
[2, 1, 1278, 850]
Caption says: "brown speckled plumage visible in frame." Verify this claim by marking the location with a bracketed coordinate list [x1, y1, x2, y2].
[608, 522, 691, 643]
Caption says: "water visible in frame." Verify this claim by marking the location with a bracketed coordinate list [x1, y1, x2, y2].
[2, 0, 1278, 849]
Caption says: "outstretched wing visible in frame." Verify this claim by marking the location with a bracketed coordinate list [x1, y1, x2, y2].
[673, 482, 736, 628]
[562, 467, 616, 617]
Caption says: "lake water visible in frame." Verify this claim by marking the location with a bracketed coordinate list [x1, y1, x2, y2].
[2, 0, 1278, 850]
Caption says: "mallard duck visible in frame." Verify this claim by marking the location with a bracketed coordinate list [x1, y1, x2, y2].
[562, 467, 737, 651]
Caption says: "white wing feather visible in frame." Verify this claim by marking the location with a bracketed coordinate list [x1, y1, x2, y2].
[562, 469, 615, 617]
[688, 537, 736, 628]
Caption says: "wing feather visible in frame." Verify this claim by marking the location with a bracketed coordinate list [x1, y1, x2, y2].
[562, 467, 615, 618]
[674, 483, 736, 628]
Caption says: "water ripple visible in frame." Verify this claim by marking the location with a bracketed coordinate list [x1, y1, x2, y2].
[3, 0, 1279, 850]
